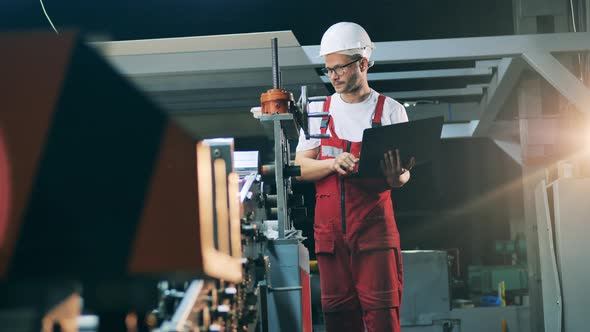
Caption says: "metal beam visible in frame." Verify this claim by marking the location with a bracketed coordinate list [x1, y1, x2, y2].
[383, 87, 483, 100]
[149, 87, 262, 113]
[131, 68, 323, 91]
[94, 30, 312, 75]
[172, 113, 265, 138]
[94, 30, 302, 55]
[441, 121, 480, 138]
[371, 67, 493, 80]
[493, 140, 523, 166]
[406, 102, 480, 122]
[320, 67, 493, 84]
[303, 32, 590, 66]
[155, 99, 259, 113]
[466, 84, 490, 89]
[486, 120, 522, 165]
[473, 58, 526, 136]
[475, 59, 503, 68]
[101, 46, 312, 75]
[97, 32, 590, 75]
[522, 52, 590, 113]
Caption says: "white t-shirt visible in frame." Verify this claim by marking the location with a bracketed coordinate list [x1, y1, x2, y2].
[296, 89, 408, 152]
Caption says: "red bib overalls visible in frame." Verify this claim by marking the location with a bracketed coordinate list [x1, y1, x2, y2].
[314, 95, 404, 332]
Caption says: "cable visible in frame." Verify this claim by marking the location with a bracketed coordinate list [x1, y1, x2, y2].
[569, 0, 586, 84]
[570, 0, 578, 32]
[40, 0, 59, 35]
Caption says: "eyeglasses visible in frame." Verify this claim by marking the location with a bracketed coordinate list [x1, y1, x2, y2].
[320, 58, 362, 76]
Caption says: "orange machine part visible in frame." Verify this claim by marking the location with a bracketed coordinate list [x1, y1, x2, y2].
[260, 89, 292, 115]
[0, 31, 75, 276]
[128, 121, 203, 275]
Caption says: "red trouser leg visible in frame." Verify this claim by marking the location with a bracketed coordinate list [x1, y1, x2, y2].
[352, 247, 403, 332]
[317, 233, 403, 332]
[363, 308, 400, 332]
[316, 233, 359, 312]
[317, 234, 364, 332]
[324, 310, 364, 332]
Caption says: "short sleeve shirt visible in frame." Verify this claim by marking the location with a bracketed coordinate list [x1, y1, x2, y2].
[296, 89, 409, 152]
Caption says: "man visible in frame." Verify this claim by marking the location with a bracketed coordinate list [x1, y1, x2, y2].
[295, 22, 415, 332]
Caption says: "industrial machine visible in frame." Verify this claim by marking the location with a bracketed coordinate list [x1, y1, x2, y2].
[247, 38, 324, 332]
[0, 32, 319, 332]
[0, 31, 213, 331]
[148, 138, 267, 332]
[131, 37, 321, 332]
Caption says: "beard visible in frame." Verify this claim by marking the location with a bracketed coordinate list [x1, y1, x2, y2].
[333, 70, 362, 95]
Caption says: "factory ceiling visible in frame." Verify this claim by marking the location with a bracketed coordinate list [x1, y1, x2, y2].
[7, 0, 588, 151]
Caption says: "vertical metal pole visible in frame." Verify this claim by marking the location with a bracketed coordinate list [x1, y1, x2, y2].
[271, 38, 280, 89]
[274, 121, 286, 239]
[270, 37, 287, 238]
[258, 284, 269, 332]
[517, 76, 547, 332]
[510, 3, 569, 329]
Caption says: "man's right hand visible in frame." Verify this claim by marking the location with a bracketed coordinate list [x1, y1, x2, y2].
[331, 152, 359, 175]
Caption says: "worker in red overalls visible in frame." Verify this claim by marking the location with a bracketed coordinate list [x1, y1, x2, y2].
[295, 22, 415, 332]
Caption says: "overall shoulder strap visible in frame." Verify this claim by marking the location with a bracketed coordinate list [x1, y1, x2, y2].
[320, 96, 332, 134]
[372, 94, 386, 128]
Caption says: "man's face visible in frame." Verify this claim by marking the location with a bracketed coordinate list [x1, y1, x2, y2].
[324, 53, 363, 94]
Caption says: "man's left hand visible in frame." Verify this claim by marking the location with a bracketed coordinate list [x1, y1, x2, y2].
[380, 149, 415, 188]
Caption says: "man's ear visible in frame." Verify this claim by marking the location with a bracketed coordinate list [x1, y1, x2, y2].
[360, 58, 368, 72]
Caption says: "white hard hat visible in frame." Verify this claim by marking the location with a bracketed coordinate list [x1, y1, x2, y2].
[319, 22, 375, 58]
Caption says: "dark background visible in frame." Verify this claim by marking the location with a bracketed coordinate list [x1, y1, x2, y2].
[2, 0, 514, 44]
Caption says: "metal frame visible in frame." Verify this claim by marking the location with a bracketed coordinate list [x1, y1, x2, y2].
[320, 67, 493, 83]
[97, 32, 590, 72]
[472, 57, 525, 136]
[302, 33, 590, 65]
[384, 87, 484, 100]
[96, 31, 590, 140]
[522, 52, 590, 112]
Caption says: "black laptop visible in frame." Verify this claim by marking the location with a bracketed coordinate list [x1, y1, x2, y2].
[354, 116, 444, 178]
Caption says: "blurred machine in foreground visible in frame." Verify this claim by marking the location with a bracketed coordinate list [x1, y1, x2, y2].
[0, 30, 210, 331]
[0, 31, 307, 332]
[149, 139, 270, 332]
